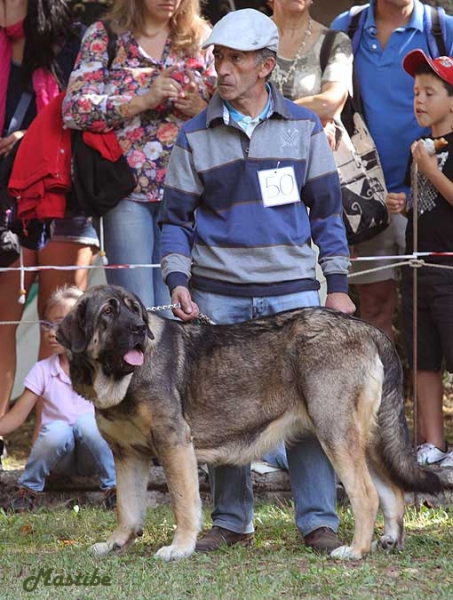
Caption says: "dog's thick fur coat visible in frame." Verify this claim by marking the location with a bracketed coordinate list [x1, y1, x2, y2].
[57, 285, 452, 561]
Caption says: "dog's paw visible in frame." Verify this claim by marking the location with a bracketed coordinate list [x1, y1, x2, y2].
[154, 544, 194, 562]
[371, 535, 398, 553]
[330, 545, 363, 560]
[89, 542, 112, 558]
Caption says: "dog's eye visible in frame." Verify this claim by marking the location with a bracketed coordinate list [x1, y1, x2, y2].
[103, 306, 114, 315]
[132, 303, 141, 314]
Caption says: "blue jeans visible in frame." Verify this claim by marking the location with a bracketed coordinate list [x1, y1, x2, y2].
[192, 289, 339, 537]
[99, 199, 171, 310]
[18, 413, 116, 492]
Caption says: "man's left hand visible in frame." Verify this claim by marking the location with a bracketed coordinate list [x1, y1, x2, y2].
[325, 292, 356, 314]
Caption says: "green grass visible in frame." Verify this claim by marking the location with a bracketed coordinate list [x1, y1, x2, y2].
[1, 502, 453, 599]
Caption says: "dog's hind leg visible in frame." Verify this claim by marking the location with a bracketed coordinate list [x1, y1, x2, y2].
[328, 451, 380, 560]
[154, 441, 202, 562]
[367, 462, 405, 552]
[90, 453, 151, 557]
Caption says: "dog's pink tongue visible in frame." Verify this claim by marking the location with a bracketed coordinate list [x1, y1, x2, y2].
[123, 349, 144, 366]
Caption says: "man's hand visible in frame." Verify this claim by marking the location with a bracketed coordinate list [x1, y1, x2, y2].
[171, 286, 200, 322]
[325, 292, 356, 314]
[386, 192, 407, 214]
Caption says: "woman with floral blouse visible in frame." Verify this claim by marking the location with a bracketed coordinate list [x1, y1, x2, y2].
[62, 0, 216, 309]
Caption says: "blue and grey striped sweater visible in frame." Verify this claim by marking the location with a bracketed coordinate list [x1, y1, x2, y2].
[160, 83, 350, 297]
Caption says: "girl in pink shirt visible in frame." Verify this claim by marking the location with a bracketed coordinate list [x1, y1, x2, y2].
[0, 286, 116, 512]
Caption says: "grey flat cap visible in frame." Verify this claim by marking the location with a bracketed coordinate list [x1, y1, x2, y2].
[202, 9, 279, 53]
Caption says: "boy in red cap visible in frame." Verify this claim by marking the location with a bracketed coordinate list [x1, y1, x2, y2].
[387, 49, 453, 467]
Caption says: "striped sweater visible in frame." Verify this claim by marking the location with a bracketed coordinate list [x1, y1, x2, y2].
[160, 82, 350, 297]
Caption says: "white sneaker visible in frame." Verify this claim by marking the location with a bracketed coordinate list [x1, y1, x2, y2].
[440, 451, 453, 468]
[416, 443, 447, 465]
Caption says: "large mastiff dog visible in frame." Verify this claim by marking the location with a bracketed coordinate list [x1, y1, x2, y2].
[57, 285, 452, 561]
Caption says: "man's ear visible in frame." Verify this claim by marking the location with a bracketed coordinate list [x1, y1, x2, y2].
[260, 56, 276, 80]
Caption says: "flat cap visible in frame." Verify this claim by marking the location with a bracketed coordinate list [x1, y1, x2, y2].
[202, 9, 278, 53]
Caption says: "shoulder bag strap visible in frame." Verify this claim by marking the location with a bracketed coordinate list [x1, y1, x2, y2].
[101, 19, 118, 69]
[320, 30, 339, 74]
[426, 5, 447, 57]
[347, 5, 368, 54]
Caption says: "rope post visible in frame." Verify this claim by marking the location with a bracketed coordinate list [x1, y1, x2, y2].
[412, 163, 419, 511]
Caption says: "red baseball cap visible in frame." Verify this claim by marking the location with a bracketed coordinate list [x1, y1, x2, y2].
[403, 49, 453, 85]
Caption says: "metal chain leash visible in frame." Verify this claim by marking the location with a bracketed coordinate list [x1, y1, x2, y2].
[147, 302, 215, 324]
[147, 302, 181, 313]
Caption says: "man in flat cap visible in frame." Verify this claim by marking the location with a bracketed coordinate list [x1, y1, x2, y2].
[160, 8, 355, 554]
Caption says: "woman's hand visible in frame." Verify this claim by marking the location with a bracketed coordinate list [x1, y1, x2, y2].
[148, 64, 183, 106]
[174, 71, 208, 117]
[126, 65, 183, 116]
[322, 119, 337, 151]
[0, 130, 25, 157]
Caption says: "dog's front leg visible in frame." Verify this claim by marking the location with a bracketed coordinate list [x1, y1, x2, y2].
[90, 453, 150, 557]
[154, 441, 202, 562]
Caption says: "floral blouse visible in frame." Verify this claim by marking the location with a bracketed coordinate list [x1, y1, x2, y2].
[62, 21, 217, 202]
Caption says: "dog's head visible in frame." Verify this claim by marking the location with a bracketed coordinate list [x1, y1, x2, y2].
[57, 285, 154, 383]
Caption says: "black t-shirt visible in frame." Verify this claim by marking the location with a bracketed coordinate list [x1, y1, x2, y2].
[405, 132, 453, 265]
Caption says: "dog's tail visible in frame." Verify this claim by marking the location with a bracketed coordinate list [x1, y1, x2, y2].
[375, 335, 453, 493]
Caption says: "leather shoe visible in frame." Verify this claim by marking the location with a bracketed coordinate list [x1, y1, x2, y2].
[304, 527, 342, 553]
[195, 526, 254, 552]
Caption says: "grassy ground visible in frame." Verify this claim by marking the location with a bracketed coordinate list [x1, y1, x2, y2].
[1, 502, 453, 599]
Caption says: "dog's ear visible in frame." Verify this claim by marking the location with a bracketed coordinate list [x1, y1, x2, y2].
[129, 291, 155, 340]
[57, 297, 93, 353]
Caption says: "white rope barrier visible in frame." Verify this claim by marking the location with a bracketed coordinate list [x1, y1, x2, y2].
[0, 253, 451, 328]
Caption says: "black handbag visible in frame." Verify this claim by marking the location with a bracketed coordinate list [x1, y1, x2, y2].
[70, 129, 136, 218]
[67, 20, 136, 218]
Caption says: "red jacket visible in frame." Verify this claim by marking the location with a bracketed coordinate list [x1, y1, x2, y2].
[8, 91, 126, 223]
[8, 92, 71, 221]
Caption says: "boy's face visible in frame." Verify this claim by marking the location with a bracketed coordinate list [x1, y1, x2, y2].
[41, 301, 76, 356]
[413, 73, 453, 136]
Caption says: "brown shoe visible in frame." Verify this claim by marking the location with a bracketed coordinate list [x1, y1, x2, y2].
[304, 527, 342, 553]
[195, 526, 254, 552]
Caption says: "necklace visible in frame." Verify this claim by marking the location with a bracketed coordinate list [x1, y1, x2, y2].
[272, 18, 313, 93]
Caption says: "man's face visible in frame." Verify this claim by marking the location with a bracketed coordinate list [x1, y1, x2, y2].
[213, 46, 271, 104]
